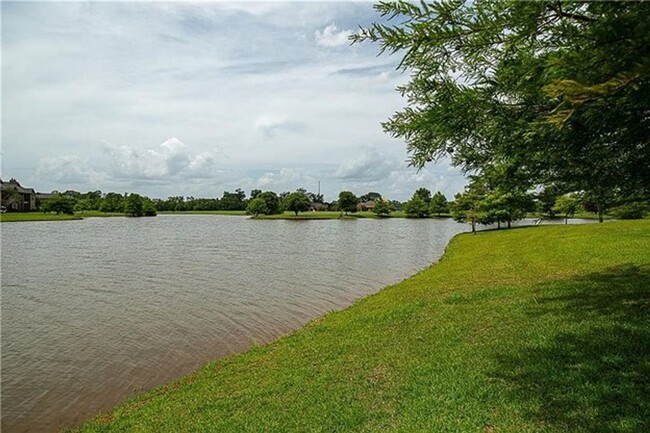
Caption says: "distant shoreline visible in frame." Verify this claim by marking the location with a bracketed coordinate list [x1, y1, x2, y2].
[1, 210, 612, 223]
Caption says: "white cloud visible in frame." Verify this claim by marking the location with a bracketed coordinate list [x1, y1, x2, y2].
[315, 24, 353, 48]
[103, 137, 217, 180]
[3, 2, 467, 200]
[36, 155, 104, 186]
[254, 115, 288, 139]
[257, 168, 312, 189]
[334, 147, 400, 181]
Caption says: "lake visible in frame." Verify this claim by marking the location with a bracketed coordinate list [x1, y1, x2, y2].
[2, 215, 470, 432]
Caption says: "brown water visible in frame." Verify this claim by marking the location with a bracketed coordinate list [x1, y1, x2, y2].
[1, 215, 468, 432]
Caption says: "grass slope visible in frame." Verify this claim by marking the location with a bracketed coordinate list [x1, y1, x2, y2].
[75, 221, 650, 433]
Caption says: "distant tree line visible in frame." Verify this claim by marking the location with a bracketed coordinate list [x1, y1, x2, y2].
[36, 183, 648, 225]
[40, 190, 157, 217]
[450, 176, 649, 233]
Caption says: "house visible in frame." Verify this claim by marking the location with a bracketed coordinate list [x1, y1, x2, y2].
[0, 178, 38, 211]
[310, 202, 329, 212]
[357, 200, 376, 212]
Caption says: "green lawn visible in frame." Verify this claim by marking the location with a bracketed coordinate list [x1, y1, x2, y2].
[74, 221, 649, 433]
[0, 211, 124, 222]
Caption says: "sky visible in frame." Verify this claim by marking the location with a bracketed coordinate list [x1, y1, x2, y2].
[1, 1, 466, 201]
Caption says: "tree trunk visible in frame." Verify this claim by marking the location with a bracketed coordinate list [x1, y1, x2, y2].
[497, 221, 501, 230]
[565, 217, 568, 225]
[507, 220, 511, 229]
[597, 206, 604, 223]
[471, 221, 476, 233]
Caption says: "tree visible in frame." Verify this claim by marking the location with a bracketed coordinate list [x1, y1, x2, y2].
[283, 191, 311, 216]
[389, 200, 403, 211]
[83, 190, 102, 210]
[373, 199, 393, 217]
[142, 198, 157, 216]
[308, 192, 324, 204]
[100, 192, 125, 213]
[338, 191, 359, 215]
[414, 188, 432, 205]
[553, 193, 582, 224]
[404, 195, 430, 218]
[536, 186, 560, 218]
[246, 198, 268, 217]
[355, 2, 650, 216]
[220, 190, 247, 211]
[259, 191, 281, 215]
[74, 199, 93, 212]
[250, 189, 262, 200]
[42, 194, 75, 215]
[611, 201, 650, 220]
[480, 190, 533, 229]
[429, 191, 449, 217]
[360, 192, 382, 202]
[124, 193, 144, 217]
[450, 184, 487, 233]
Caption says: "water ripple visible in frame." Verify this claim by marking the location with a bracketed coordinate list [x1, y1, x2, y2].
[1, 215, 481, 432]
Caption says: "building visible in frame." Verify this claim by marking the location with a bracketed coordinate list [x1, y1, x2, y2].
[1, 178, 38, 211]
[357, 201, 376, 212]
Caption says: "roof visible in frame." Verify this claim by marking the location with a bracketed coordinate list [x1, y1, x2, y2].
[37, 192, 54, 200]
[0, 178, 36, 194]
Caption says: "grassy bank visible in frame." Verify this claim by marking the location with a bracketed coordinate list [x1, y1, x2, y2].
[252, 211, 376, 220]
[0, 211, 124, 222]
[252, 211, 451, 220]
[75, 221, 649, 432]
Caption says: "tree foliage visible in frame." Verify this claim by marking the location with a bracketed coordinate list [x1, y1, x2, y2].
[611, 201, 650, 220]
[100, 193, 125, 213]
[283, 191, 311, 216]
[450, 184, 486, 233]
[338, 191, 359, 215]
[429, 191, 449, 217]
[355, 1, 650, 214]
[553, 193, 582, 224]
[404, 194, 430, 218]
[259, 191, 282, 215]
[373, 199, 393, 217]
[246, 198, 268, 216]
[42, 194, 75, 215]
[124, 193, 144, 217]
[360, 192, 382, 202]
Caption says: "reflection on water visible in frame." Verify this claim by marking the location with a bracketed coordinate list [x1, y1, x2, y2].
[2, 216, 467, 432]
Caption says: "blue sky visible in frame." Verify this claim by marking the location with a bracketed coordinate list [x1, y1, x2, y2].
[1, 1, 466, 201]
